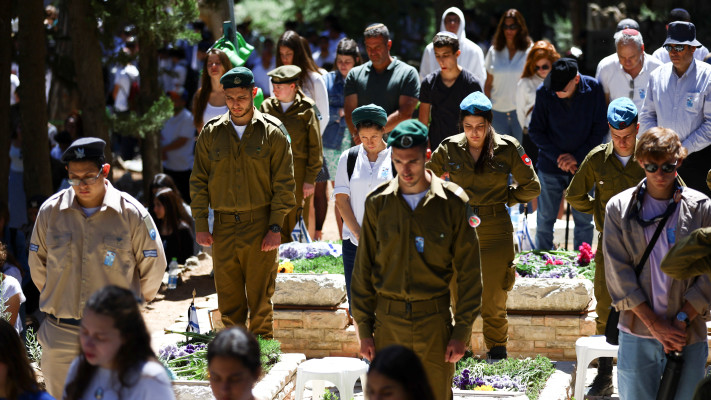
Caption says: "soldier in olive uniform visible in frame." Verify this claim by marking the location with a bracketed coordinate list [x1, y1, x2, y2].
[426, 91, 540, 360]
[564, 97, 646, 395]
[352, 119, 482, 400]
[260, 65, 323, 242]
[661, 171, 711, 280]
[191, 67, 296, 338]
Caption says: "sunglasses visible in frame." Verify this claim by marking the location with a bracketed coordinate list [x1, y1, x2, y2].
[67, 170, 103, 186]
[503, 23, 520, 31]
[643, 161, 678, 174]
[535, 64, 550, 72]
[664, 44, 686, 53]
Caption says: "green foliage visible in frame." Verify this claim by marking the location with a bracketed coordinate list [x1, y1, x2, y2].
[455, 354, 556, 400]
[257, 336, 282, 374]
[543, 12, 572, 53]
[292, 256, 345, 274]
[25, 327, 43, 365]
[639, 4, 665, 23]
[110, 95, 173, 139]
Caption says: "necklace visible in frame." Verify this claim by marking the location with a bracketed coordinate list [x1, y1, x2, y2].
[94, 387, 104, 399]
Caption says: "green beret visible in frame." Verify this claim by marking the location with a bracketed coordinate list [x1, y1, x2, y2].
[268, 65, 302, 84]
[387, 120, 428, 149]
[220, 66, 254, 89]
[352, 104, 387, 127]
[62, 137, 106, 163]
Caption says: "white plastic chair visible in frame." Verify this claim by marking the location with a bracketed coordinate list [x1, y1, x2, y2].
[574, 335, 619, 400]
[294, 357, 368, 400]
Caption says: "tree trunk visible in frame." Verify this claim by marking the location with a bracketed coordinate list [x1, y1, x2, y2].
[47, 1, 80, 124]
[137, 6, 162, 203]
[0, 2, 12, 208]
[17, 0, 53, 199]
[67, 0, 113, 163]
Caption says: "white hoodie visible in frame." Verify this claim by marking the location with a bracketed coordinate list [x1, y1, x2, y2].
[418, 7, 486, 85]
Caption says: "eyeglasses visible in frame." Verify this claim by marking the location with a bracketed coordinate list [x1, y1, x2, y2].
[503, 23, 520, 31]
[664, 44, 686, 53]
[643, 161, 678, 174]
[629, 79, 634, 100]
[534, 64, 550, 72]
[67, 170, 103, 186]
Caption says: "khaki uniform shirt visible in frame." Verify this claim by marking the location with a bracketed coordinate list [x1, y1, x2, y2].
[604, 183, 711, 345]
[351, 173, 482, 342]
[427, 133, 540, 207]
[260, 90, 323, 184]
[28, 182, 166, 319]
[565, 142, 645, 232]
[661, 227, 711, 280]
[191, 109, 296, 231]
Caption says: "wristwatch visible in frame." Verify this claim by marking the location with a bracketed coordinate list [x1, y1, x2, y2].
[268, 224, 282, 233]
[676, 311, 690, 328]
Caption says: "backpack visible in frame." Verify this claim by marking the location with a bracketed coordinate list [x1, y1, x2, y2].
[346, 145, 397, 181]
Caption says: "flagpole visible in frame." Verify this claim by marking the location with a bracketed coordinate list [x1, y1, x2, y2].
[226, 0, 236, 45]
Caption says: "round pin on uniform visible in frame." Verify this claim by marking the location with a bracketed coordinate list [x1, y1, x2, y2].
[468, 215, 481, 228]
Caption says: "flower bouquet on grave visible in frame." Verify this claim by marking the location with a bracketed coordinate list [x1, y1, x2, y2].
[515, 242, 595, 280]
[278, 242, 344, 274]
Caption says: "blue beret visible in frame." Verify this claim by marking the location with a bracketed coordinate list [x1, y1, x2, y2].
[460, 91, 492, 115]
[607, 97, 638, 130]
[387, 120, 428, 149]
[220, 67, 254, 89]
[352, 104, 387, 127]
[62, 137, 106, 163]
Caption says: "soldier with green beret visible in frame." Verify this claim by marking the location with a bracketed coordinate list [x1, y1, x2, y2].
[190, 66, 296, 337]
[426, 91, 540, 361]
[261, 65, 323, 242]
[564, 97, 646, 395]
[352, 119, 482, 400]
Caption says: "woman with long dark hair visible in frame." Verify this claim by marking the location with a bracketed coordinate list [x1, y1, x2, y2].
[192, 48, 233, 133]
[0, 319, 54, 400]
[207, 326, 262, 400]
[314, 38, 362, 239]
[63, 285, 174, 400]
[366, 345, 435, 400]
[484, 9, 532, 143]
[427, 92, 539, 361]
[152, 188, 195, 264]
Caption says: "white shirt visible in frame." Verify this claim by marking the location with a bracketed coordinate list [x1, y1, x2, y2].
[160, 108, 195, 171]
[615, 153, 631, 166]
[230, 120, 247, 139]
[653, 45, 710, 64]
[64, 359, 175, 400]
[10, 73, 19, 105]
[114, 64, 139, 112]
[280, 100, 294, 113]
[515, 75, 544, 129]
[595, 52, 663, 111]
[333, 145, 393, 245]
[202, 103, 228, 129]
[270, 70, 329, 135]
[253, 57, 276, 96]
[485, 45, 531, 111]
[402, 189, 428, 210]
[0, 273, 25, 333]
[640, 59, 711, 153]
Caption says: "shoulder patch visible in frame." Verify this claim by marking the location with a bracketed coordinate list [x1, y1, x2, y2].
[143, 215, 158, 241]
[30, 243, 39, 252]
[500, 135, 531, 165]
[312, 104, 322, 121]
[143, 249, 158, 258]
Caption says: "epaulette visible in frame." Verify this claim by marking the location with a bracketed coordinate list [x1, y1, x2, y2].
[499, 135, 533, 166]
[442, 181, 470, 204]
[263, 113, 291, 142]
[121, 192, 150, 218]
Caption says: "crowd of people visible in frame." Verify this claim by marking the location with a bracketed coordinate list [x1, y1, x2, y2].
[4, 5, 711, 400]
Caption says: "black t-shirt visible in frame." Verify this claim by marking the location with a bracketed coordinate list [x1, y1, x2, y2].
[161, 221, 195, 265]
[419, 69, 482, 150]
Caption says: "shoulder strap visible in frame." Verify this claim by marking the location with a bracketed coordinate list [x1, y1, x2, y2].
[634, 212, 672, 277]
[347, 146, 359, 181]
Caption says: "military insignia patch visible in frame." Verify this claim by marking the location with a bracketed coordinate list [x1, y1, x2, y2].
[521, 154, 532, 166]
[233, 76, 242, 85]
[414, 236, 424, 253]
[150, 229, 157, 240]
[30, 243, 39, 252]
[75, 148, 86, 159]
[400, 135, 413, 148]
[144, 215, 158, 240]
[468, 215, 481, 228]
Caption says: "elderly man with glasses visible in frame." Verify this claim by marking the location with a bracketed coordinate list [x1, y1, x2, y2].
[28, 137, 166, 398]
[640, 21, 711, 197]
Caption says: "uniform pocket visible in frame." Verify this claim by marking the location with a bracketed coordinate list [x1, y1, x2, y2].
[46, 232, 72, 272]
[245, 144, 269, 158]
[503, 263, 516, 291]
[209, 147, 227, 161]
[103, 235, 134, 273]
[685, 92, 702, 113]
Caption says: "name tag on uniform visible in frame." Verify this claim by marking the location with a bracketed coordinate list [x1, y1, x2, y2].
[639, 89, 646, 99]
[415, 236, 424, 253]
[30, 243, 39, 252]
[104, 251, 116, 266]
[143, 250, 158, 258]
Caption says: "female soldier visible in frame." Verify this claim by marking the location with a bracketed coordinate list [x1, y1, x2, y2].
[426, 91, 540, 360]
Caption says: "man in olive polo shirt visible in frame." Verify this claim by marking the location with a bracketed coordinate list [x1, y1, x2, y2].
[344, 23, 420, 143]
[351, 119, 481, 400]
[564, 97, 646, 396]
[190, 67, 296, 337]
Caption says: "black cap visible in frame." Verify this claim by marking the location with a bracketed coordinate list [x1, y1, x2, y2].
[62, 137, 106, 163]
[544, 58, 578, 92]
[616, 18, 639, 32]
[664, 21, 702, 47]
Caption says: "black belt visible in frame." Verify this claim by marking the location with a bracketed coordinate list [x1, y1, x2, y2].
[48, 314, 81, 326]
[472, 203, 507, 217]
[376, 294, 450, 316]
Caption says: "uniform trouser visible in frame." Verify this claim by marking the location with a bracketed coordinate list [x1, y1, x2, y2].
[212, 207, 278, 338]
[39, 317, 81, 398]
[374, 295, 454, 400]
[281, 158, 312, 242]
[476, 208, 516, 349]
[594, 233, 612, 335]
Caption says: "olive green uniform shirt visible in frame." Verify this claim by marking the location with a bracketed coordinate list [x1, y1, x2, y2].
[351, 173, 482, 343]
[661, 227, 711, 279]
[426, 133, 540, 207]
[190, 110, 296, 232]
[260, 90, 323, 184]
[565, 142, 645, 231]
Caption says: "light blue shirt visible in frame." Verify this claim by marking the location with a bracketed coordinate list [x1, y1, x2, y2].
[640, 59, 711, 153]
